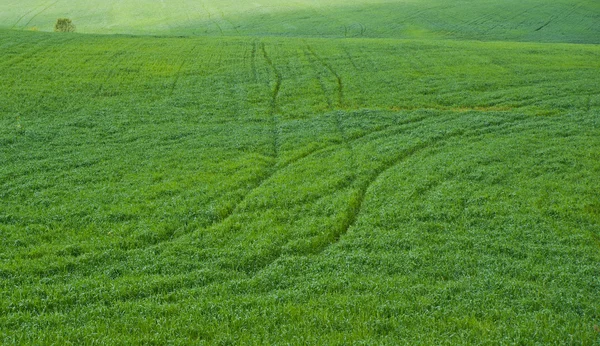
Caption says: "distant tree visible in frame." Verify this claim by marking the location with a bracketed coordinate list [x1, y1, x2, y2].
[54, 18, 75, 32]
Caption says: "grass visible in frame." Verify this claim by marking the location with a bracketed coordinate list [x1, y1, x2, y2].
[1, 0, 600, 43]
[1, 0, 600, 344]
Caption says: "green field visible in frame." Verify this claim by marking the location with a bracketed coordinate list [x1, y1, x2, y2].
[1, 0, 600, 344]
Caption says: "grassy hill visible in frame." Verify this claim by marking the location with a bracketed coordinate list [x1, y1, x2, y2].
[1, 0, 600, 42]
[1, 0, 599, 344]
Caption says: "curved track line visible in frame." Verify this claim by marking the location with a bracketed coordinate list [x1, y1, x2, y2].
[22, 0, 59, 29]
[137, 112, 431, 252]
[11, 2, 46, 29]
[201, 2, 224, 36]
[242, 114, 525, 282]
[220, 10, 239, 35]
[169, 46, 197, 97]
[305, 44, 344, 108]
[341, 46, 360, 72]
[94, 41, 145, 97]
[314, 114, 526, 255]
[137, 109, 512, 252]
[302, 47, 333, 109]
[250, 41, 258, 83]
[260, 43, 282, 158]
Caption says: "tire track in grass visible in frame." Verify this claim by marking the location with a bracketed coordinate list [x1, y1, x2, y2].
[128, 106, 510, 256]
[0, 35, 76, 69]
[181, 42, 282, 223]
[305, 44, 344, 108]
[201, 2, 224, 36]
[341, 45, 360, 72]
[481, 3, 546, 36]
[260, 43, 282, 158]
[42, 115, 516, 304]
[94, 41, 144, 98]
[140, 112, 430, 252]
[332, 110, 358, 186]
[534, 3, 582, 32]
[441, 5, 507, 39]
[10, 1, 48, 29]
[534, 17, 556, 32]
[15, 115, 534, 310]
[302, 47, 334, 109]
[220, 10, 240, 35]
[377, 5, 450, 37]
[238, 112, 519, 281]
[312, 113, 526, 255]
[236, 113, 463, 273]
[249, 41, 261, 83]
[169, 46, 197, 97]
[22, 0, 60, 29]
[143, 108, 508, 251]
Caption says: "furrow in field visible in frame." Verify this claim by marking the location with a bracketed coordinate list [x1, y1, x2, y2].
[534, 17, 556, 32]
[484, 3, 545, 35]
[260, 43, 282, 117]
[236, 114, 467, 277]
[196, 108, 503, 236]
[236, 112, 509, 279]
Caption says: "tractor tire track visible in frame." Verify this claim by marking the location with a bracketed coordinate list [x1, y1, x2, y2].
[142, 108, 508, 252]
[22, 0, 59, 29]
[260, 43, 282, 158]
[142, 112, 431, 252]
[333, 111, 358, 185]
[250, 41, 258, 83]
[242, 113, 523, 280]
[183, 42, 283, 225]
[94, 41, 144, 98]
[169, 46, 197, 97]
[313, 114, 525, 255]
[534, 3, 581, 32]
[11, 2, 47, 29]
[341, 46, 361, 72]
[0, 35, 75, 69]
[220, 10, 240, 35]
[201, 2, 224, 36]
[303, 47, 334, 109]
[534, 17, 556, 32]
[305, 44, 344, 108]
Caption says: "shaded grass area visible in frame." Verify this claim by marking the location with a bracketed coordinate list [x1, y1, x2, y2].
[1, 0, 599, 43]
[1, 30, 599, 343]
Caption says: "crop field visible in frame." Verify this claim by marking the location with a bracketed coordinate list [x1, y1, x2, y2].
[1, 0, 600, 344]
[2, 0, 600, 42]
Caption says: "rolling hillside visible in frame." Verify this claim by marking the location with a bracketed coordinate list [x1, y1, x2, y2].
[1, 0, 599, 42]
[1, 0, 599, 344]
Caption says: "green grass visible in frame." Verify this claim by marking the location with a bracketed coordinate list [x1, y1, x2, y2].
[1, 0, 600, 344]
[1, 0, 599, 43]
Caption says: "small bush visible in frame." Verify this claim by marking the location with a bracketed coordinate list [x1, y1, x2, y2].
[54, 18, 75, 32]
